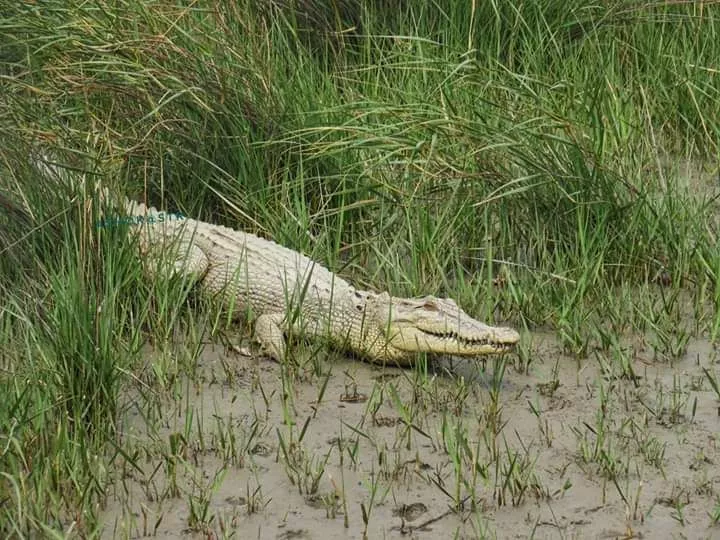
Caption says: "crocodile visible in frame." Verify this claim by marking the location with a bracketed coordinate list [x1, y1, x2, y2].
[44, 159, 520, 366]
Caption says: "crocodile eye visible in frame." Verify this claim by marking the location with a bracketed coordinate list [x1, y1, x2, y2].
[422, 302, 439, 311]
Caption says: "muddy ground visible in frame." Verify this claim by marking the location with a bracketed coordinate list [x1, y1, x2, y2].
[98, 328, 720, 540]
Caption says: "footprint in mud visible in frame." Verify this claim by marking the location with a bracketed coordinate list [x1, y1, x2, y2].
[392, 502, 429, 521]
[304, 492, 341, 510]
[276, 528, 310, 539]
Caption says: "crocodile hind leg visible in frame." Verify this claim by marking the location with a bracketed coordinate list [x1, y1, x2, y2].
[254, 313, 287, 360]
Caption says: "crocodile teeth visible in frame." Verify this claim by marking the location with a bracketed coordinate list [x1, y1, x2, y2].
[427, 331, 510, 349]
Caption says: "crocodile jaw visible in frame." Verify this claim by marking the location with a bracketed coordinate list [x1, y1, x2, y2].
[386, 322, 519, 355]
[368, 293, 519, 358]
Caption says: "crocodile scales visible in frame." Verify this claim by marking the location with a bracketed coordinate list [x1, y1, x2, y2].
[51, 161, 520, 366]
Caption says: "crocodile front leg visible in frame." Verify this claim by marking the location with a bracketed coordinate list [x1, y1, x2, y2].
[254, 313, 287, 360]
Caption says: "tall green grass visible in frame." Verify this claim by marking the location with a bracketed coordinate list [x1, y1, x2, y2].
[1, 0, 719, 535]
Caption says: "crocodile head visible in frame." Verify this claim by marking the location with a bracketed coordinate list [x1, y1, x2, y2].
[364, 292, 520, 364]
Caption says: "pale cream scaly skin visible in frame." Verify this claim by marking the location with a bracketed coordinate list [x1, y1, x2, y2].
[99, 193, 520, 366]
[34, 152, 520, 366]
[35, 156, 515, 367]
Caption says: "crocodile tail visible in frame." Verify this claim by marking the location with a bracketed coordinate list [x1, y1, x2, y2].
[31, 150, 171, 223]
[31, 151, 140, 216]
